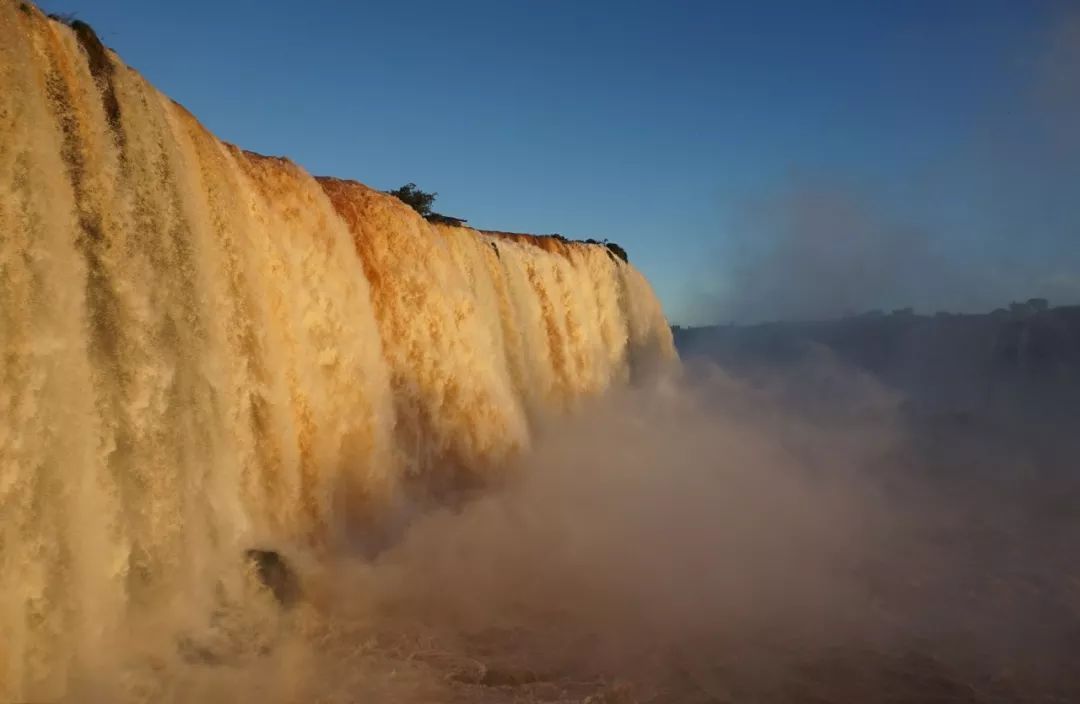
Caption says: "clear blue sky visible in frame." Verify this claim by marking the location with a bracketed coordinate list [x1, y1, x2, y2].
[51, 0, 1080, 323]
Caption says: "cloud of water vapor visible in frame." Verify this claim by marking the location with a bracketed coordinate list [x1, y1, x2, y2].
[1035, 4, 1080, 147]
[69, 357, 1077, 703]
[289, 363, 912, 702]
[695, 5, 1080, 325]
[707, 183, 969, 323]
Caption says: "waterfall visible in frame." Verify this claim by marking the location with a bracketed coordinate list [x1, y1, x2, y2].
[0, 3, 675, 698]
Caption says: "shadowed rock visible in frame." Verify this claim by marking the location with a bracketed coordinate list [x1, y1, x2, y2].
[245, 549, 300, 607]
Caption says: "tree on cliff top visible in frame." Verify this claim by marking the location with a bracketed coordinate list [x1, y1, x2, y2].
[388, 183, 437, 217]
[605, 241, 629, 263]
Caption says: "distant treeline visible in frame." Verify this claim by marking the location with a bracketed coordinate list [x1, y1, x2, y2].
[674, 301, 1080, 416]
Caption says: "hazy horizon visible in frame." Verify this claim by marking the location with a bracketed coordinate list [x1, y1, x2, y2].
[675, 295, 1073, 328]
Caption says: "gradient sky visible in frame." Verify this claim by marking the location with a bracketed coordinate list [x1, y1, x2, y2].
[48, 0, 1080, 323]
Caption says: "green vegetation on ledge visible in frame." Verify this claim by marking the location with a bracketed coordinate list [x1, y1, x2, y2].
[584, 238, 629, 263]
[387, 183, 628, 260]
[387, 183, 468, 227]
[387, 183, 436, 217]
